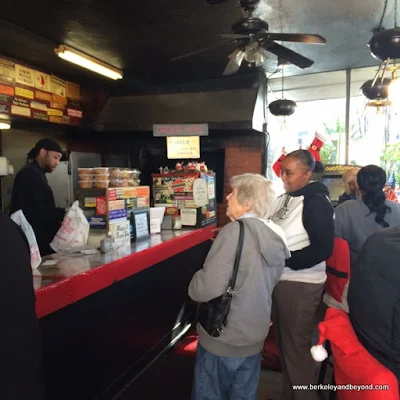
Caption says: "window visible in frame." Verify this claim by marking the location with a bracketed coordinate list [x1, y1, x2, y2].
[267, 98, 348, 181]
[266, 67, 400, 192]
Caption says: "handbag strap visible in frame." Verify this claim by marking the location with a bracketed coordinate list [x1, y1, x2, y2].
[227, 219, 245, 294]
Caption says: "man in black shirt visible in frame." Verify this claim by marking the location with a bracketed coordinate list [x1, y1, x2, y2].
[10, 138, 64, 255]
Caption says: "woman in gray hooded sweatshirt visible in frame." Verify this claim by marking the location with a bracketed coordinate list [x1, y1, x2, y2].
[189, 173, 290, 400]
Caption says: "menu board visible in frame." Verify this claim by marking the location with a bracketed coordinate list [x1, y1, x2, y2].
[0, 84, 13, 96]
[34, 71, 51, 92]
[0, 59, 15, 83]
[167, 136, 200, 159]
[15, 87, 34, 99]
[15, 64, 35, 87]
[0, 56, 83, 126]
[51, 75, 66, 97]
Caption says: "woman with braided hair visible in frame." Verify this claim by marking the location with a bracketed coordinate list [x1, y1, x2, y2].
[328, 165, 400, 313]
[335, 165, 400, 269]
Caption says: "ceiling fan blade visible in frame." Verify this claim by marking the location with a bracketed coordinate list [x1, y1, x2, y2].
[261, 41, 314, 69]
[170, 40, 237, 61]
[222, 49, 245, 75]
[218, 33, 250, 39]
[265, 33, 326, 44]
[223, 58, 242, 75]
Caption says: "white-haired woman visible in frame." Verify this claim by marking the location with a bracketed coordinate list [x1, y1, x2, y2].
[189, 173, 290, 400]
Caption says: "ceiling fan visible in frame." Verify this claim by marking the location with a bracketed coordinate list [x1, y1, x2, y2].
[171, 0, 327, 75]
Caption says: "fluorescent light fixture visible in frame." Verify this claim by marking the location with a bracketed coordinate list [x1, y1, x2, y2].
[0, 121, 11, 130]
[54, 44, 123, 80]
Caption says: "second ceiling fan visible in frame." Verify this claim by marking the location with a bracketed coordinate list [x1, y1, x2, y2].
[171, 0, 327, 75]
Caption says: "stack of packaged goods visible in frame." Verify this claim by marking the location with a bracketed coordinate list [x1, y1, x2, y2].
[92, 168, 109, 188]
[78, 168, 93, 188]
[109, 168, 141, 188]
[78, 168, 110, 189]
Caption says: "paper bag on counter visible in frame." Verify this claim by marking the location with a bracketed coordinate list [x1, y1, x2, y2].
[50, 201, 90, 253]
[10, 210, 42, 269]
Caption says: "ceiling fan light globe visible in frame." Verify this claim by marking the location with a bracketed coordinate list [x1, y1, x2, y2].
[254, 52, 267, 66]
[244, 52, 257, 63]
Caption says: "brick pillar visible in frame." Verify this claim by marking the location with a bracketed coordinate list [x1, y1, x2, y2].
[218, 137, 265, 227]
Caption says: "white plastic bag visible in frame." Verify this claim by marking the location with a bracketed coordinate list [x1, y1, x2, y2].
[11, 210, 42, 269]
[50, 201, 90, 253]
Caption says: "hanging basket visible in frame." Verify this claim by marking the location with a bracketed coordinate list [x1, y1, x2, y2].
[269, 99, 297, 116]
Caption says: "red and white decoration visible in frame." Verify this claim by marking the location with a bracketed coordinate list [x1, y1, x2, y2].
[272, 147, 287, 177]
[272, 132, 328, 177]
[307, 131, 328, 162]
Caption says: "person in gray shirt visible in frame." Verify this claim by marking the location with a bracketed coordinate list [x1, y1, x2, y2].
[335, 164, 400, 268]
[189, 173, 290, 400]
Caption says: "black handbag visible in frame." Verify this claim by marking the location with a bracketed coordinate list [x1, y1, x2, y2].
[197, 219, 245, 337]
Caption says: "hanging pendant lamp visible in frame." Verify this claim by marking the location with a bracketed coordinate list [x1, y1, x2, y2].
[268, 66, 297, 116]
[369, 0, 400, 95]
[361, 78, 391, 99]
[369, 28, 400, 60]
[269, 99, 297, 116]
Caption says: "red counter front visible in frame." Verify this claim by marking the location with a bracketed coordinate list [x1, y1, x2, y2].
[34, 226, 215, 319]
[36, 226, 214, 400]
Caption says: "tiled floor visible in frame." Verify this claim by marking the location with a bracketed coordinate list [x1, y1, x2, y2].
[257, 370, 283, 399]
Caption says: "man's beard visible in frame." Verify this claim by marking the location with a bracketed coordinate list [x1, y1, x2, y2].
[44, 165, 53, 173]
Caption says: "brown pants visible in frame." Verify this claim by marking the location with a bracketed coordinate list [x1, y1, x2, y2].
[272, 280, 324, 400]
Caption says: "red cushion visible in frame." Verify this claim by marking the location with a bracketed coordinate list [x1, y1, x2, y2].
[325, 238, 350, 303]
[174, 335, 198, 357]
[319, 308, 399, 400]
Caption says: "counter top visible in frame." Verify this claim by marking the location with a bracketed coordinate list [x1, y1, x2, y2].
[35, 226, 215, 319]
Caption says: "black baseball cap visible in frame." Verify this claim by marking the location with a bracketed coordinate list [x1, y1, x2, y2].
[27, 138, 63, 160]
